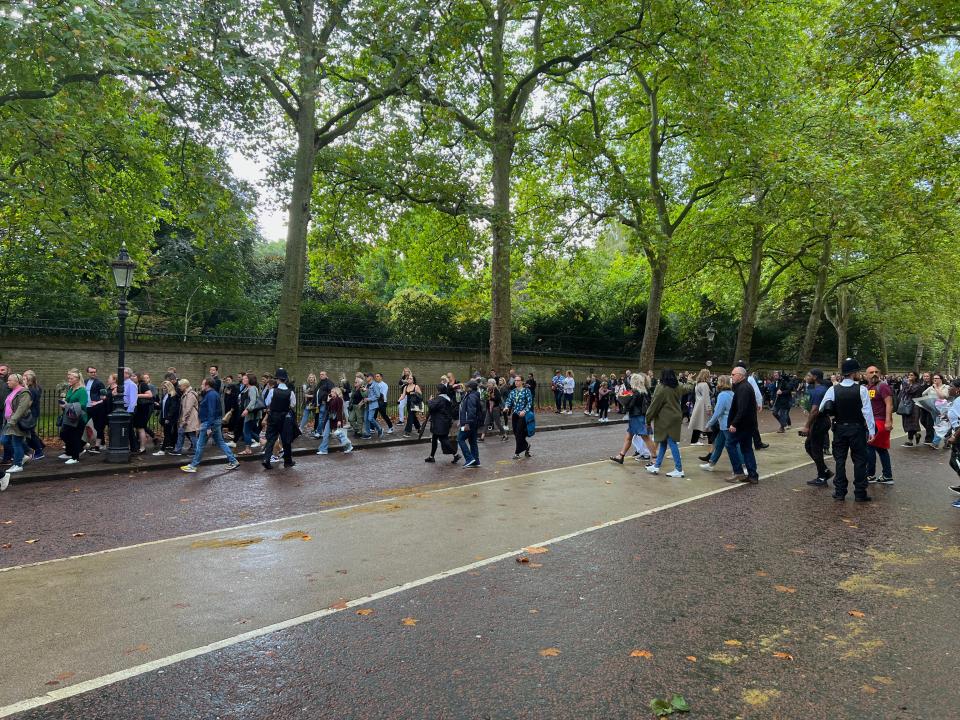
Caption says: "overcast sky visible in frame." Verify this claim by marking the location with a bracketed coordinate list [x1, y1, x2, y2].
[228, 151, 288, 243]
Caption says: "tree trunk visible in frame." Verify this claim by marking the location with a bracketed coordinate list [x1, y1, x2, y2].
[824, 286, 850, 369]
[936, 325, 956, 370]
[488, 121, 514, 373]
[274, 20, 318, 372]
[796, 236, 832, 372]
[733, 223, 764, 365]
[913, 336, 924, 371]
[638, 252, 667, 371]
[877, 322, 889, 374]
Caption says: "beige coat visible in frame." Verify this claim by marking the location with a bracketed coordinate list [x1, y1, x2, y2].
[688, 381, 713, 433]
[179, 388, 201, 432]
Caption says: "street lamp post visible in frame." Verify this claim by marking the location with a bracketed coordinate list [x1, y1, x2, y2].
[705, 323, 716, 365]
[106, 245, 136, 464]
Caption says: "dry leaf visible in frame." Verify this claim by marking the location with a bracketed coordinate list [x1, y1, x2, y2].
[848, 610, 866, 618]
[336, 569, 348, 574]
[604, 480, 612, 485]
[179, 498, 190, 503]
[1, 520, 13, 525]
[524, 546, 549, 554]
[71, 532, 86, 538]
[756, 571, 769, 577]
[685, 656, 698, 662]
[529, 608, 539, 614]
[529, 562, 543, 568]
[773, 585, 797, 593]
[916, 525, 938, 532]
[772, 652, 794, 660]
[723, 544, 737, 550]
[329, 599, 348, 610]
[539, 647, 561, 657]
[516, 556, 530, 564]
[53, 672, 75, 682]
[124, 643, 150, 655]
[172, 603, 190, 609]
[24, 539, 38, 544]
[1, 543, 11, 549]
[629, 649, 653, 658]
[861, 685, 877, 694]
[872, 676, 893, 685]
[723, 640, 743, 647]
[281, 530, 312, 541]
[401, 617, 418, 626]
[356, 608, 374, 616]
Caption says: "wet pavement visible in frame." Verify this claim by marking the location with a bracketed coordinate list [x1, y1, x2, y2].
[3, 414, 958, 719]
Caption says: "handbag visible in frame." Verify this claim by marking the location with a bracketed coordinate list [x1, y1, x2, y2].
[896, 395, 914, 416]
[525, 411, 536, 437]
[17, 414, 37, 432]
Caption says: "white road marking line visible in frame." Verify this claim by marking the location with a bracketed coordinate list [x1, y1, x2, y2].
[0, 460, 605, 574]
[0, 480, 754, 719]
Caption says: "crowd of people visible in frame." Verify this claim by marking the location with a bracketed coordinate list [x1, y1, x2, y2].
[604, 359, 960, 507]
[0, 365, 543, 490]
[2, 360, 958, 507]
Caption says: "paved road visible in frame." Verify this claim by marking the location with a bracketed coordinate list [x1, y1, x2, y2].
[3, 419, 958, 719]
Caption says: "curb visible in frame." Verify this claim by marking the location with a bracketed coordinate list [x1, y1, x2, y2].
[6, 417, 628, 485]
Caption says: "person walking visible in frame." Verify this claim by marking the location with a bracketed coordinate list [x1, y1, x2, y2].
[299, 373, 318, 434]
[154, 375, 180, 456]
[180, 377, 239, 473]
[504, 374, 534, 459]
[898, 370, 924, 446]
[772, 371, 794, 432]
[457, 380, 483, 468]
[171, 379, 200, 456]
[800, 369, 833, 486]
[2, 373, 33, 474]
[237, 372, 264, 455]
[551, 370, 564, 414]
[317, 387, 353, 455]
[348, 376, 366, 435]
[122, 367, 139, 452]
[688, 369, 713, 445]
[59, 369, 88, 465]
[735, 361, 769, 450]
[481, 378, 506, 440]
[864, 365, 894, 485]
[373, 372, 394, 434]
[920, 372, 950, 446]
[21, 370, 45, 461]
[644, 369, 690, 477]
[397, 368, 414, 426]
[262, 368, 298, 469]
[726, 366, 761, 484]
[400, 377, 424, 437]
[424, 385, 459, 463]
[820, 358, 875, 501]
[610, 371, 654, 464]
[697, 375, 744, 476]
[361, 373, 384, 440]
[84, 366, 107, 453]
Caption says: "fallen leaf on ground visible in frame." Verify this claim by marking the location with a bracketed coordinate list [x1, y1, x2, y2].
[71, 488, 80, 493]
[723, 640, 743, 647]
[336, 569, 348, 574]
[329, 599, 348, 610]
[630, 649, 653, 658]
[401, 617, 418, 626]
[872, 676, 893, 685]
[24, 539, 38, 544]
[756, 571, 768, 577]
[1, 543, 11, 549]
[524, 546, 549, 554]
[848, 610, 866, 618]
[539, 647, 561, 657]
[916, 525, 938, 532]
[685, 656, 697, 662]
[529, 609, 539, 614]
[861, 684, 877, 694]
[71, 532, 85, 538]
[1, 520, 12, 525]
[723, 544, 737, 550]
[124, 643, 150, 655]
[516, 556, 530, 564]
[172, 603, 190, 609]
[179, 498, 190, 503]
[604, 480, 612, 485]
[773, 585, 797, 593]
[356, 608, 374, 616]
[281, 530, 312, 541]
[528, 562, 543, 568]
[53, 672, 75, 682]
[772, 652, 794, 660]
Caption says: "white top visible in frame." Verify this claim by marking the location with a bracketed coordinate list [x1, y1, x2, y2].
[822, 379, 876, 437]
[562, 377, 575, 393]
[747, 375, 763, 407]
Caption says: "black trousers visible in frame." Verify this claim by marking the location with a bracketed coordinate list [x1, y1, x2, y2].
[752, 426, 763, 449]
[89, 403, 108, 442]
[920, 410, 935, 444]
[374, 404, 393, 428]
[805, 419, 831, 478]
[512, 414, 530, 454]
[263, 414, 292, 465]
[60, 424, 84, 461]
[404, 413, 421, 434]
[832, 423, 869, 498]
[162, 419, 177, 450]
[950, 441, 960, 478]
[430, 433, 456, 457]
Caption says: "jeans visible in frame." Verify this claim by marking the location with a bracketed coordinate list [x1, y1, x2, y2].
[299, 405, 315, 431]
[243, 417, 260, 446]
[774, 405, 791, 429]
[364, 405, 383, 438]
[734, 431, 758, 478]
[457, 427, 479, 465]
[174, 427, 197, 454]
[319, 424, 351, 452]
[315, 404, 328, 437]
[866, 444, 893, 479]
[562, 393, 574, 411]
[708, 429, 743, 473]
[2, 434, 26, 466]
[189, 420, 236, 467]
[655, 437, 682, 471]
[554, 390, 563, 412]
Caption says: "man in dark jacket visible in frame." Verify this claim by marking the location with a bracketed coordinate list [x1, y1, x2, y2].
[314, 370, 335, 439]
[457, 380, 483, 468]
[727, 366, 760, 484]
[181, 378, 239, 473]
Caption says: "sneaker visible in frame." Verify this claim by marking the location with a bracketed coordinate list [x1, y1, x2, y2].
[8, 464, 24, 473]
[403, 433, 411, 438]
[610, 455, 625, 464]
[58, 453, 70, 460]
[0, 472, 8, 491]
[512, 454, 521, 460]
[311, 432, 321, 439]
[152, 450, 166, 456]
[226, 441, 237, 448]
[343, 446, 353, 454]
[283, 460, 296, 468]
[226, 461, 240, 471]
[699, 463, 715, 471]
[424, 456, 436, 463]
[463, 459, 478, 468]
[168, 451, 183, 456]
[88, 446, 101, 455]
[181, 465, 197, 473]
[854, 495, 872, 503]
[270, 455, 281, 463]
[948, 484, 960, 495]
[757, 443, 770, 450]
[387, 428, 394, 434]
[952, 498, 960, 508]
[866, 475, 877, 484]
[65, 458, 80, 465]
[525, 450, 532, 458]
[451, 454, 461, 464]
[360, 435, 373, 440]
[316, 450, 328, 455]
[645, 465, 660, 474]
[807, 477, 828, 486]
[832, 493, 846, 500]
[878, 477, 894, 485]
[698, 454, 712, 462]
[902, 441, 914, 447]
[666, 469, 685, 478]
[725, 474, 748, 483]
[33, 451, 45, 460]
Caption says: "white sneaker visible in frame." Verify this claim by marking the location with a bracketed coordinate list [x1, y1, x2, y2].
[0, 472, 9, 491]
[645, 465, 660, 474]
[152, 450, 166, 456]
[666, 469, 685, 478]
[270, 455, 281, 463]
[699, 463, 715, 471]
[343, 446, 354, 454]
[58, 453, 70, 460]
[226, 441, 237, 448]
[387, 427, 394, 434]
[64, 459, 79, 465]
[316, 450, 328, 455]
[8, 465, 23, 473]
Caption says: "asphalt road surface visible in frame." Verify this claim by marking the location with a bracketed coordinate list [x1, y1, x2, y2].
[1, 416, 958, 719]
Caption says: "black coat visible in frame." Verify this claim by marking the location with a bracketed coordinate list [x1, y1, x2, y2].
[427, 396, 454, 436]
[729, 380, 758, 432]
[459, 390, 483, 428]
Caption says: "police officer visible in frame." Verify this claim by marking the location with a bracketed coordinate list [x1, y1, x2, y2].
[262, 368, 297, 470]
[820, 358, 876, 502]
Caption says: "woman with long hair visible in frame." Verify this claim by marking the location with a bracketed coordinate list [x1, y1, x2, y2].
[688, 368, 713, 445]
[898, 370, 924, 447]
[22, 370, 45, 461]
[59, 368, 88, 464]
[609, 371, 655, 464]
[2, 372, 33, 474]
[644, 369, 693, 477]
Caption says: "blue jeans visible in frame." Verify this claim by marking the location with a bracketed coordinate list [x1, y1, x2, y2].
[3, 435, 26, 466]
[709, 429, 744, 473]
[457, 427, 479, 465]
[243, 417, 260, 446]
[299, 406, 315, 431]
[315, 404, 328, 437]
[320, 421, 352, 452]
[734, 431, 758, 478]
[189, 420, 236, 467]
[364, 405, 383, 438]
[774, 405, 791, 429]
[174, 427, 196, 453]
[866, 445, 892, 479]
[655, 437, 682, 471]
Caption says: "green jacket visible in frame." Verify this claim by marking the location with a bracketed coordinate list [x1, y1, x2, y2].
[645, 382, 694, 443]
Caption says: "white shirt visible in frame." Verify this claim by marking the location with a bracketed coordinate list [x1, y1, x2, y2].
[562, 377, 575, 393]
[822, 379, 876, 437]
[747, 375, 763, 408]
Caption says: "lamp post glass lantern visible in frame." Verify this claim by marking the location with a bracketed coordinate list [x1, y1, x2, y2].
[106, 245, 136, 463]
[705, 323, 716, 365]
